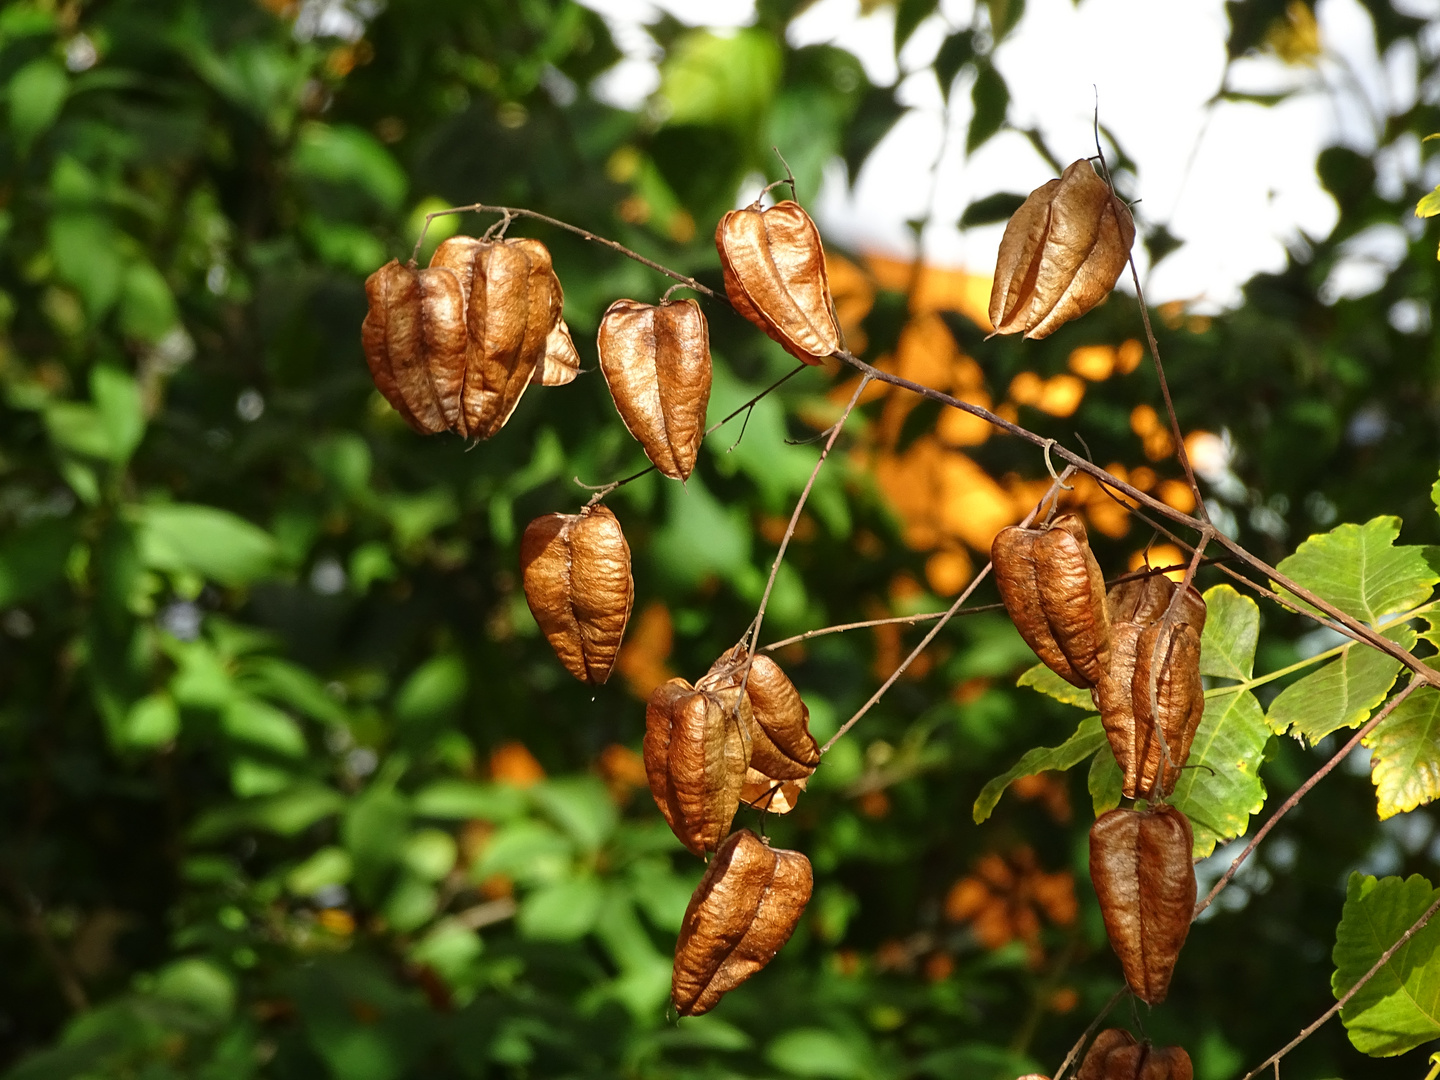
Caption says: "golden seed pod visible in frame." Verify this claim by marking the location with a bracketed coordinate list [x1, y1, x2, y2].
[739, 771, 807, 815]
[1076, 1029, 1193, 1080]
[533, 318, 581, 387]
[361, 259, 469, 435]
[643, 678, 753, 856]
[991, 513, 1111, 688]
[716, 200, 841, 365]
[671, 829, 813, 1016]
[989, 159, 1136, 340]
[699, 646, 820, 782]
[598, 298, 713, 481]
[519, 505, 634, 686]
[1089, 805, 1195, 1005]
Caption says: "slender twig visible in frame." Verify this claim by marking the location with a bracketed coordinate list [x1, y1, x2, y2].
[1146, 532, 1212, 791]
[1239, 890, 1440, 1080]
[1193, 677, 1422, 920]
[1052, 987, 1128, 1080]
[818, 468, 1076, 755]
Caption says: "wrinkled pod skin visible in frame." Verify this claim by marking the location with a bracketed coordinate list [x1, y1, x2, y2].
[1096, 580, 1206, 799]
[715, 200, 841, 365]
[699, 646, 819, 781]
[644, 679, 753, 856]
[991, 514, 1111, 688]
[1089, 805, 1196, 1005]
[519, 506, 634, 686]
[598, 298, 712, 481]
[1076, 1029, 1193, 1080]
[989, 158, 1136, 340]
[671, 829, 813, 1016]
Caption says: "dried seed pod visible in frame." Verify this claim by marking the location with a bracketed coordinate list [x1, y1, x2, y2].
[991, 514, 1110, 688]
[672, 829, 813, 1016]
[740, 771, 807, 814]
[520, 505, 634, 686]
[644, 679, 753, 856]
[1096, 583, 1206, 800]
[699, 646, 820, 782]
[716, 200, 841, 364]
[1089, 805, 1195, 1005]
[1076, 1029, 1193, 1080]
[532, 318, 581, 386]
[1106, 575, 1207, 634]
[429, 235, 563, 438]
[361, 259, 468, 434]
[989, 159, 1136, 340]
[598, 298, 713, 481]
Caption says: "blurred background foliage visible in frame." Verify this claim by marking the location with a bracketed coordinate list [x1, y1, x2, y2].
[1, 0, 1440, 1077]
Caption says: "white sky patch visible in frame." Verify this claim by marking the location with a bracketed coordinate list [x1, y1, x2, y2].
[578, 0, 1410, 310]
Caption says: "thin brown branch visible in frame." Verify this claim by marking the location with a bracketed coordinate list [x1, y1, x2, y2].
[1052, 986, 1128, 1080]
[1239, 889, 1440, 1080]
[1193, 677, 1422, 920]
[818, 467, 1076, 755]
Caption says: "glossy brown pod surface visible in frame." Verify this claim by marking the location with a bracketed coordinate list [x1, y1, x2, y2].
[716, 200, 841, 365]
[644, 679, 752, 856]
[1096, 582, 1206, 799]
[1105, 574, 1207, 633]
[699, 646, 820, 782]
[991, 514, 1110, 688]
[520, 506, 634, 685]
[671, 829, 813, 1016]
[533, 318, 581, 386]
[1089, 805, 1196, 1005]
[1076, 1029, 1193, 1080]
[989, 159, 1136, 340]
[361, 259, 469, 435]
[598, 298, 712, 480]
[429, 235, 562, 438]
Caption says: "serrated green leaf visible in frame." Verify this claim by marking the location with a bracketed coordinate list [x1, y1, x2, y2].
[973, 716, 1105, 823]
[1273, 517, 1438, 626]
[1170, 689, 1270, 858]
[1087, 743, 1122, 817]
[1199, 584, 1260, 681]
[1266, 625, 1415, 743]
[1016, 662, 1093, 708]
[1366, 685, 1440, 820]
[1333, 873, 1440, 1056]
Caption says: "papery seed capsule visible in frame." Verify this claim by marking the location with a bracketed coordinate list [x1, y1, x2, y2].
[716, 200, 841, 365]
[1105, 574, 1206, 635]
[739, 770, 807, 815]
[672, 829, 813, 1016]
[361, 259, 469, 434]
[598, 298, 712, 481]
[1076, 1029, 1193, 1080]
[533, 318, 581, 386]
[429, 235, 564, 438]
[992, 514, 1110, 688]
[644, 679, 753, 855]
[699, 646, 820, 782]
[520, 505, 634, 685]
[989, 159, 1136, 340]
[1089, 805, 1195, 1005]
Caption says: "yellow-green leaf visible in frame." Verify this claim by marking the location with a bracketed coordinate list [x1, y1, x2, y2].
[1273, 517, 1438, 627]
[1366, 685, 1440, 820]
[1199, 584, 1260, 681]
[1016, 662, 1093, 708]
[1266, 625, 1415, 743]
[1171, 688, 1270, 857]
[973, 715, 1106, 823]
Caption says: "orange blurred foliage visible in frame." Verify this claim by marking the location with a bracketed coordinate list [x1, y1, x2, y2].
[826, 253, 876, 355]
[925, 548, 973, 595]
[1129, 543, 1188, 581]
[1010, 771, 1072, 824]
[944, 847, 1077, 967]
[490, 741, 545, 787]
[598, 743, 648, 803]
[1131, 404, 1176, 461]
[614, 601, 675, 699]
[317, 909, 355, 935]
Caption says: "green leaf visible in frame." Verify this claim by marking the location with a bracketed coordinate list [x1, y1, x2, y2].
[1273, 517, 1438, 626]
[1418, 188, 1440, 218]
[959, 191, 1027, 228]
[292, 122, 407, 211]
[134, 503, 280, 586]
[0, 517, 76, 607]
[1266, 625, 1415, 743]
[934, 30, 975, 94]
[529, 777, 617, 852]
[45, 402, 115, 461]
[1332, 873, 1440, 1056]
[288, 846, 353, 896]
[1088, 743, 1122, 816]
[967, 63, 1008, 153]
[401, 829, 457, 882]
[895, 0, 938, 51]
[151, 958, 235, 1023]
[1170, 689, 1270, 858]
[343, 787, 411, 900]
[9, 57, 67, 151]
[411, 779, 526, 821]
[470, 820, 572, 886]
[1366, 685, 1440, 820]
[1199, 584, 1260, 681]
[90, 365, 145, 464]
[973, 716, 1106, 823]
[517, 877, 604, 942]
[1016, 662, 1093, 708]
[121, 693, 180, 750]
[47, 204, 122, 319]
[222, 696, 307, 758]
[394, 654, 466, 727]
[190, 783, 343, 841]
[236, 656, 347, 724]
[984, 0, 1025, 40]
[659, 29, 781, 133]
[767, 1028, 868, 1079]
[118, 261, 179, 343]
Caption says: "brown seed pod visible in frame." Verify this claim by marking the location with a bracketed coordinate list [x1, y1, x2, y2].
[699, 646, 820, 782]
[361, 259, 469, 435]
[598, 298, 713, 481]
[519, 505, 634, 686]
[672, 829, 813, 1016]
[1088, 805, 1195, 1005]
[991, 514, 1110, 688]
[533, 318, 581, 387]
[716, 200, 841, 365]
[643, 679, 753, 856]
[429, 235, 563, 438]
[1096, 583, 1206, 800]
[1105, 574, 1207, 634]
[1076, 1029, 1193, 1080]
[740, 770, 807, 815]
[988, 159, 1136, 340]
